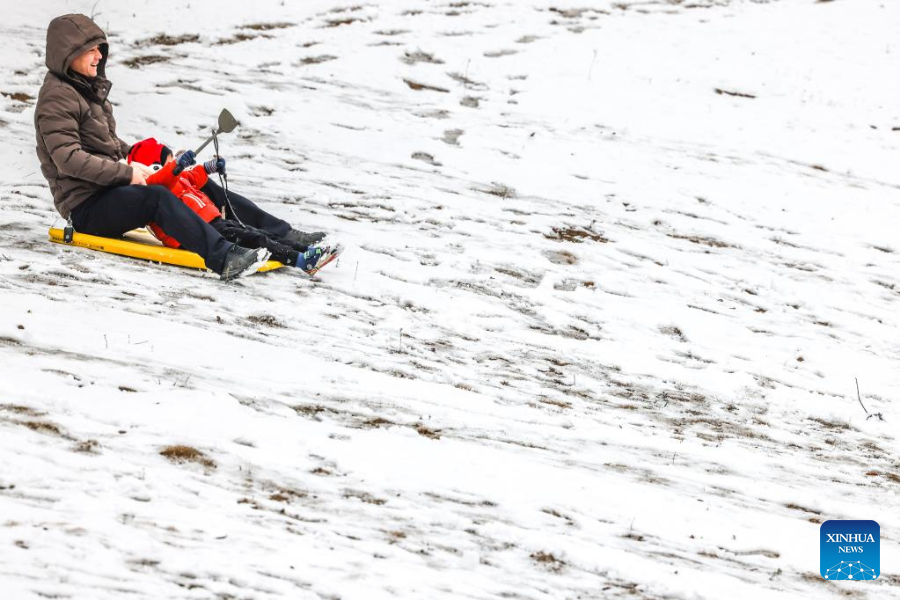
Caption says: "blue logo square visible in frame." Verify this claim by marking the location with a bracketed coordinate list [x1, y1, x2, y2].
[820, 520, 880, 580]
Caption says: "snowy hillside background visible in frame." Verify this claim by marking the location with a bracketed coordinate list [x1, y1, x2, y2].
[1, 0, 900, 598]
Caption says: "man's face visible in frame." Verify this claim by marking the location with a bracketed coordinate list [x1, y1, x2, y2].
[70, 45, 102, 77]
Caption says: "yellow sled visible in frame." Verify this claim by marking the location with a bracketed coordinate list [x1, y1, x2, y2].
[48, 227, 284, 274]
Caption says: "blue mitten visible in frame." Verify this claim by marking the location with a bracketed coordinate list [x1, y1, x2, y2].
[204, 157, 226, 175]
[177, 150, 196, 169]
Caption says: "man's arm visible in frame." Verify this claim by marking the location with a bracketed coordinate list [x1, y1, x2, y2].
[37, 86, 132, 186]
[117, 136, 132, 158]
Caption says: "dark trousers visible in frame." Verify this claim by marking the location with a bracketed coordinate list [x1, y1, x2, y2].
[200, 179, 291, 238]
[71, 184, 233, 273]
[211, 218, 299, 266]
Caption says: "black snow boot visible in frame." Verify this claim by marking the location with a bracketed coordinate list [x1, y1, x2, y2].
[219, 245, 269, 281]
[282, 229, 326, 248]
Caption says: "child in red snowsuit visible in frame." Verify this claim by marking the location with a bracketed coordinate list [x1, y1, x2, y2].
[127, 138, 336, 274]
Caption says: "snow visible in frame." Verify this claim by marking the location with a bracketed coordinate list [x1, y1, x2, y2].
[1, 0, 900, 598]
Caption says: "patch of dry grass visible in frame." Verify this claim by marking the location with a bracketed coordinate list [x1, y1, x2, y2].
[160, 445, 216, 469]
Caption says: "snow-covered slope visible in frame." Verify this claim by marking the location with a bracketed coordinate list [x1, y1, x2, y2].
[1, 1, 899, 598]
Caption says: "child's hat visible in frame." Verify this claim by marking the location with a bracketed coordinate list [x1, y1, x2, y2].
[127, 137, 173, 165]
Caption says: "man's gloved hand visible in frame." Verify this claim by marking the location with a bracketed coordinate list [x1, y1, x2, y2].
[204, 156, 226, 175]
[177, 150, 196, 169]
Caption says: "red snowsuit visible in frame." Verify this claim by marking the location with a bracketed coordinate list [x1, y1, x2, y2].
[144, 161, 221, 248]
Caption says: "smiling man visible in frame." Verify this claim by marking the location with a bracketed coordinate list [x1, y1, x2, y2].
[36, 15, 137, 212]
[70, 43, 103, 79]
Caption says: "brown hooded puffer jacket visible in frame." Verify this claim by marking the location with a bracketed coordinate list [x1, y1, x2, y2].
[34, 14, 133, 219]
